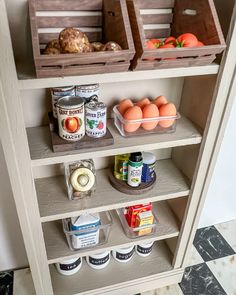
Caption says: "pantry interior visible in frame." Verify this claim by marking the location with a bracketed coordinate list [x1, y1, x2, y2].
[1, 0, 236, 294]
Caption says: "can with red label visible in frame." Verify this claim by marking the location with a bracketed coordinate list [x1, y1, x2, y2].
[57, 96, 85, 142]
[51, 86, 75, 118]
[85, 102, 107, 138]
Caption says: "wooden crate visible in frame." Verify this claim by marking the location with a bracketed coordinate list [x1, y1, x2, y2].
[127, 0, 226, 70]
[29, 0, 135, 78]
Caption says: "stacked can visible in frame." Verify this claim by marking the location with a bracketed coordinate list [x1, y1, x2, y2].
[76, 84, 99, 103]
[85, 102, 107, 138]
[56, 96, 85, 142]
[51, 86, 75, 118]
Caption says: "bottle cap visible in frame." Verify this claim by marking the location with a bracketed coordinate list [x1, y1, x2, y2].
[142, 152, 156, 165]
[129, 152, 142, 162]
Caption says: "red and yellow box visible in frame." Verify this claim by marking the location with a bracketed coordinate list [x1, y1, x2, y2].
[135, 211, 154, 236]
[125, 203, 152, 228]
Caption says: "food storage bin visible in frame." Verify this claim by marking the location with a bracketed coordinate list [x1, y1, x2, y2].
[63, 211, 112, 251]
[64, 160, 96, 200]
[116, 208, 159, 238]
[127, 0, 226, 70]
[113, 105, 180, 137]
[29, 0, 135, 78]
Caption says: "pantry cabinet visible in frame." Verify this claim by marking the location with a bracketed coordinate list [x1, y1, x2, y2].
[0, 0, 236, 294]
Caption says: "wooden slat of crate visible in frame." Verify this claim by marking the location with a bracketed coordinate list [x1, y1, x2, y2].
[36, 0, 103, 11]
[145, 28, 171, 39]
[35, 62, 131, 78]
[142, 14, 173, 25]
[141, 45, 225, 59]
[133, 55, 216, 71]
[38, 31, 102, 44]
[135, 0, 175, 9]
[37, 16, 103, 28]
[34, 50, 132, 67]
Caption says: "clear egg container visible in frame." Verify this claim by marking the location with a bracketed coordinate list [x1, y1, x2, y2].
[113, 105, 181, 137]
[116, 208, 159, 239]
[63, 211, 112, 251]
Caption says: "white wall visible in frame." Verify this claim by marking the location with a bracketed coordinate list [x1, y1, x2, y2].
[199, 96, 236, 228]
[0, 141, 28, 271]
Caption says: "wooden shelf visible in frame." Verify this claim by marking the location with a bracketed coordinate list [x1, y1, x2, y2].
[17, 62, 219, 90]
[43, 201, 179, 264]
[28, 116, 202, 167]
[49, 241, 177, 295]
[36, 159, 189, 222]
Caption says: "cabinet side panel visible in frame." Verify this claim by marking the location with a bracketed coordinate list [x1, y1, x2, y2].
[0, 1, 53, 294]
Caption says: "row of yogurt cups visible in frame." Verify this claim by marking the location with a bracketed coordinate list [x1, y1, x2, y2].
[56, 241, 154, 276]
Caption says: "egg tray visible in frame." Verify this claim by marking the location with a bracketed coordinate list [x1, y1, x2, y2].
[109, 170, 156, 195]
[48, 112, 114, 152]
[113, 105, 180, 137]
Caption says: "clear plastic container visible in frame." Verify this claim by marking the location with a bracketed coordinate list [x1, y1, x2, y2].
[63, 211, 112, 251]
[113, 105, 180, 137]
[64, 159, 96, 200]
[116, 208, 159, 239]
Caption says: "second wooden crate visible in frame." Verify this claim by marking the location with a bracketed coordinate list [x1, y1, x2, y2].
[29, 0, 135, 78]
[127, 0, 226, 70]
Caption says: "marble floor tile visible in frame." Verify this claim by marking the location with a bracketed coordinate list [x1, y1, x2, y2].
[215, 219, 236, 252]
[193, 226, 235, 262]
[207, 254, 236, 295]
[141, 284, 184, 295]
[179, 263, 227, 295]
[0, 272, 13, 295]
[185, 246, 204, 267]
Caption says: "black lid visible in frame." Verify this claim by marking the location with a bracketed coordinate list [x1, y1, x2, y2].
[129, 152, 143, 162]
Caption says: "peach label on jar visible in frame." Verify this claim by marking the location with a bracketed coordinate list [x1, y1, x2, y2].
[57, 96, 85, 142]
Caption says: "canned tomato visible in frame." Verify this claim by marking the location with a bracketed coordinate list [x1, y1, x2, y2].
[57, 96, 85, 142]
[51, 86, 75, 118]
[76, 84, 99, 103]
[85, 102, 107, 138]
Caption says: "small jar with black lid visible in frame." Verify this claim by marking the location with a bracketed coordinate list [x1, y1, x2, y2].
[136, 241, 154, 257]
[112, 245, 134, 263]
[56, 257, 82, 276]
[86, 251, 110, 270]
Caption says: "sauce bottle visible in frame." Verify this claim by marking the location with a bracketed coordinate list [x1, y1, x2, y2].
[127, 152, 143, 187]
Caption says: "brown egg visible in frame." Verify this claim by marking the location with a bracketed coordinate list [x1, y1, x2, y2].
[142, 104, 159, 131]
[159, 103, 177, 128]
[154, 95, 168, 108]
[118, 99, 134, 116]
[124, 106, 142, 132]
[136, 98, 151, 110]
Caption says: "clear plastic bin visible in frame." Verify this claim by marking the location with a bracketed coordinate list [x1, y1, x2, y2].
[63, 211, 112, 251]
[116, 208, 159, 239]
[113, 105, 180, 137]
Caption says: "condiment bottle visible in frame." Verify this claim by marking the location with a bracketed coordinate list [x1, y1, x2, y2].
[127, 152, 143, 187]
[114, 154, 130, 181]
[141, 152, 156, 183]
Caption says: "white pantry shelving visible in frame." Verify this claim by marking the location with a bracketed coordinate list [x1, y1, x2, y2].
[0, 0, 236, 294]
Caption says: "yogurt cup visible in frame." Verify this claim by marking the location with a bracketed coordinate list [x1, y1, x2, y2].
[86, 251, 110, 270]
[136, 241, 154, 257]
[112, 245, 134, 263]
[56, 257, 82, 275]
